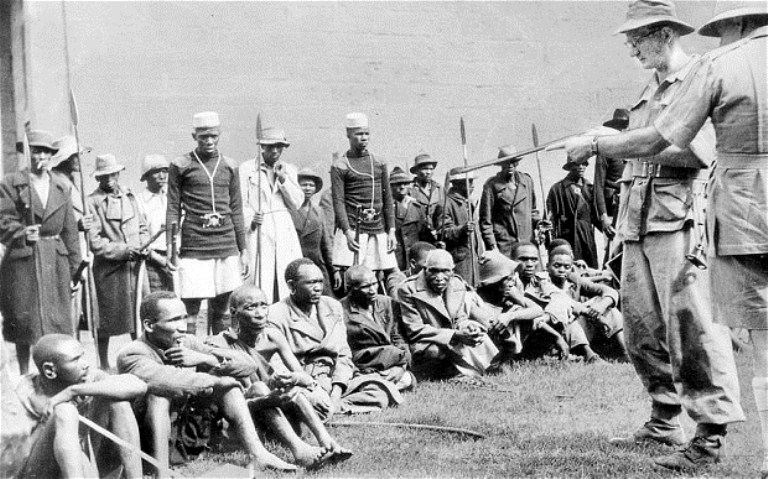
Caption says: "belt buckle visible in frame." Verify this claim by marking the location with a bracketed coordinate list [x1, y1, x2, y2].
[638, 161, 649, 178]
[648, 163, 657, 177]
[202, 212, 223, 228]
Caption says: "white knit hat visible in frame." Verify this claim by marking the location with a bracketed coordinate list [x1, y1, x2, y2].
[345, 112, 369, 129]
[192, 111, 221, 130]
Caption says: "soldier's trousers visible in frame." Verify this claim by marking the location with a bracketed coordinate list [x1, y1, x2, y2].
[621, 228, 744, 425]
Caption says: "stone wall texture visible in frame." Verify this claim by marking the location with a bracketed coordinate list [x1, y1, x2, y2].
[8, 1, 719, 193]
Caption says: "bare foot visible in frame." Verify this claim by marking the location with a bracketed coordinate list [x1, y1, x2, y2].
[294, 445, 329, 468]
[250, 451, 297, 472]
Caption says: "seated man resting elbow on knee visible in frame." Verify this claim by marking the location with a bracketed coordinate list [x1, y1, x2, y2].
[15, 334, 146, 479]
[116, 291, 297, 475]
[206, 283, 352, 469]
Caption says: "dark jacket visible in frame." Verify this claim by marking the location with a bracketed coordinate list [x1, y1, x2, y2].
[393, 196, 432, 271]
[440, 190, 481, 287]
[340, 295, 410, 373]
[547, 177, 599, 269]
[290, 201, 334, 295]
[479, 171, 540, 257]
[0, 172, 81, 344]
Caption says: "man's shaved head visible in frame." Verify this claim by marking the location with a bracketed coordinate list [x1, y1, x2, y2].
[425, 249, 454, 270]
[345, 264, 374, 290]
[32, 334, 80, 371]
[230, 284, 267, 310]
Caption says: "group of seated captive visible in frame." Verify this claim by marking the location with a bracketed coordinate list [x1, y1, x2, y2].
[14, 242, 625, 478]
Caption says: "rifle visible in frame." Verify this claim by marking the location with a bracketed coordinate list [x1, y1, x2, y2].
[69, 90, 99, 367]
[531, 124, 552, 259]
[254, 114, 263, 287]
[436, 170, 451, 249]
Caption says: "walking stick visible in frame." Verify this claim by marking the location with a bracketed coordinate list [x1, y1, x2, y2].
[254, 114, 263, 288]
[353, 205, 362, 265]
[69, 90, 99, 368]
[459, 117, 475, 268]
[169, 221, 180, 295]
[133, 227, 166, 334]
[78, 415, 174, 477]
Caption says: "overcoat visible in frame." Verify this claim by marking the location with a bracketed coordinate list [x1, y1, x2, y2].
[289, 201, 334, 296]
[239, 160, 304, 302]
[393, 196, 431, 271]
[547, 177, 599, 268]
[340, 295, 410, 373]
[0, 172, 81, 344]
[479, 171, 539, 258]
[88, 186, 149, 337]
[440, 190, 482, 286]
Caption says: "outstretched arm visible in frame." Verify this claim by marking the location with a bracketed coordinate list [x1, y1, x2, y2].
[45, 374, 147, 418]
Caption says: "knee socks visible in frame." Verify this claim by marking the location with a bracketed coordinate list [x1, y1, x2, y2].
[753, 377, 768, 462]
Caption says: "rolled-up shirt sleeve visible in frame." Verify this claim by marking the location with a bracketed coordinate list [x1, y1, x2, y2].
[654, 57, 717, 150]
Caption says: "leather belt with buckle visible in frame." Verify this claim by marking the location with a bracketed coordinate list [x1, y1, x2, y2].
[632, 161, 706, 180]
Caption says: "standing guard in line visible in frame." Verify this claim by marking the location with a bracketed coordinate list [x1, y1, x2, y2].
[136, 154, 173, 292]
[408, 153, 442, 242]
[390, 167, 431, 272]
[167, 111, 248, 335]
[440, 167, 482, 286]
[479, 146, 541, 258]
[240, 127, 303, 302]
[331, 113, 398, 276]
[88, 154, 149, 369]
[0, 130, 81, 374]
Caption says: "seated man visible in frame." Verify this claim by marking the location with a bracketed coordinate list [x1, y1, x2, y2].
[268, 258, 403, 420]
[16, 334, 146, 479]
[206, 284, 352, 466]
[475, 250, 567, 361]
[545, 246, 627, 361]
[341, 265, 415, 390]
[512, 241, 596, 361]
[117, 291, 296, 475]
[397, 249, 499, 379]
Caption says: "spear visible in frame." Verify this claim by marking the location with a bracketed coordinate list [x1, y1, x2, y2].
[459, 117, 476, 273]
[531, 124, 548, 219]
[69, 89, 99, 367]
[254, 114, 263, 288]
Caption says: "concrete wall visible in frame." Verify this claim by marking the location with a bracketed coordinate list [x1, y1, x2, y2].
[9, 1, 719, 195]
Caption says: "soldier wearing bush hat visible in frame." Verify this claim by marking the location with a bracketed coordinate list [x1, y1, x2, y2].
[479, 145, 541, 258]
[562, 0, 746, 472]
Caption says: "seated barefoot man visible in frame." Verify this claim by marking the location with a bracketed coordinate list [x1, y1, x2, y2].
[545, 246, 627, 361]
[268, 258, 403, 420]
[206, 284, 352, 467]
[15, 334, 146, 479]
[341, 264, 415, 391]
[116, 291, 296, 475]
[474, 250, 567, 363]
[397, 249, 499, 379]
[512, 241, 596, 361]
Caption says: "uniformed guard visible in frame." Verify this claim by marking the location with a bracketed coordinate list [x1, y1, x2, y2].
[166, 111, 248, 335]
[408, 153, 442, 241]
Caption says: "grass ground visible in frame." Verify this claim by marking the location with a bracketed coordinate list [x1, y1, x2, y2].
[177, 350, 761, 479]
